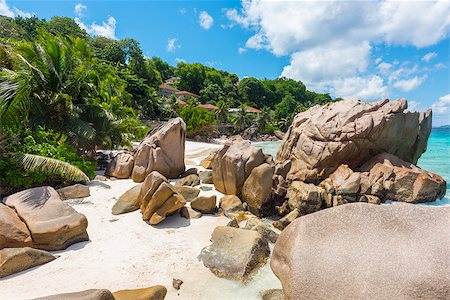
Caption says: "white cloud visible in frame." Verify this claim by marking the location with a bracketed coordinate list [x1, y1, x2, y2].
[226, 0, 450, 100]
[0, 0, 14, 17]
[175, 58, 186, 63]
[76, 16, 117, 39]
[75, 3, 86, 17]
[238, 47, 247, 54]
[167, 38, 180, 52]
[332, 76, 387, 101]
[179, 8, 187, 15]
[431, 94, 450, 115]
[393, 75, 427, 92]
[434, 63, 447, 70]
[0, 0, 32, 18]
[421, 52, 437, 62]
[281, 42, 372, 91]
[377, 62, 392, 74]
[199, 11, 214, 29]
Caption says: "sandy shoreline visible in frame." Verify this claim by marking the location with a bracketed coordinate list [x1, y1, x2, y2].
[0, 141, 281, 300]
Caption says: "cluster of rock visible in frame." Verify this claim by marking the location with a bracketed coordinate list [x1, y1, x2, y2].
[1, 186, 89, 277]
[112, 166, 219, 221]
[212, 139, 275, 217]
[106, 118, 186, 181]
[271, 99, 446, 228]
[199, 99, 447, 291]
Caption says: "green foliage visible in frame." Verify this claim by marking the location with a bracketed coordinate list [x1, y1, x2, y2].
[178, 102, 217, 137]
[151, 57, 174, 80]
[275, 94, 298, 120]
[199, 83, 224, 103]
[0, 127, 96, 188]
[238, 77, 268, 107]
[45, 16, 88, 39]
[176, 62, 207, 94]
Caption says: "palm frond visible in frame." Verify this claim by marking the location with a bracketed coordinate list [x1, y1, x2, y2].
[12, 153, 89, 182]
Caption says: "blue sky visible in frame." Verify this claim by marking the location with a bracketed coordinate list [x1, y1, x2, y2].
[1, 0, 449, 126]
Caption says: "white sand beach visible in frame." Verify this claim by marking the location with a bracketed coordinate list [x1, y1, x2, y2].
[0, 141, 281, 300]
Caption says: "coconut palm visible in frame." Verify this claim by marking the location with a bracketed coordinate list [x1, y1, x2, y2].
[232, 105, 253, 132]
[215, 99, 230, 123]
[0, 33, 98, 142]
[257, 106, 272, 131]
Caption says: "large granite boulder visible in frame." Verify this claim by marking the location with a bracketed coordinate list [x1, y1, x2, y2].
[3, 186, 89, 250]
[111, 184, 142, 215]
[360, 153, 446, 203]
[271, 203, 450, 299]
[212, 140, 265, 196]
[113, 285, 167, 300]
[276, 99, 432, 184]
[198, 226, 270, 281]
[242, 163, 274, 217]
[105, 152, 134, 179]
[0, 204, 33, 249]
[0, 247, 56, 278]
[57, 184, 90, 200]
[132, 118, 186, 182]
[34, 289, 115, 300]
[138, 171, 186, 225]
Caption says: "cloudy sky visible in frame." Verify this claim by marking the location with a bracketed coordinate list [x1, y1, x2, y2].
[1, 0, 449, 125]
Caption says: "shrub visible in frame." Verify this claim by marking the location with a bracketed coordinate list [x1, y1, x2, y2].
[178, 105, 217, 137]
[0, 126, 96, 189]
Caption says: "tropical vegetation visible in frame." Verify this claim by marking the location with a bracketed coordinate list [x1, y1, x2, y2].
[0, 14, 338, 190]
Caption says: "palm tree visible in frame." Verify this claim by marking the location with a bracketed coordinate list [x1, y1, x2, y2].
[215, 99, 230, 123]
[0, 136, 89, 182]
[257, 106, 272, 132]
[232, 105, 252, 132]
[0, 33, 100, 148]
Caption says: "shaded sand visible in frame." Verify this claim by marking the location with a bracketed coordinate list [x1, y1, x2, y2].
[0, 141, 281, 300]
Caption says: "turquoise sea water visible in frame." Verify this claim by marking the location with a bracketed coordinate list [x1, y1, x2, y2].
[255, 127, 450, 206]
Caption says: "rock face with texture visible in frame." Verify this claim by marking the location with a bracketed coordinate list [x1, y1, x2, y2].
[276, 99, 432, 184]
[0, 204, 33, 249]
[105, 152, 134, 179]
[219, 195, 244, 214]
[111, 184, 142, 215]
[360, 153, 446, 203]
[4, 186, 89, 250]
[132, 118, 186, 182]
[286, 181, 327, 215]
[191, 195, 216, 214]
[242, 163, 274, 217]
[34, 289, 115, 300]
[319, 154, 446, 204]
[198, 226, 270, 281]
[138, 171, 186, 224]
[213, 140, 265, 196]
[57, 184, 90, 200]
[0, 247, 56, 278]
[200, 151, 217, 169]
[113, 285, 167, 300]
[271, 203, 450, 300]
